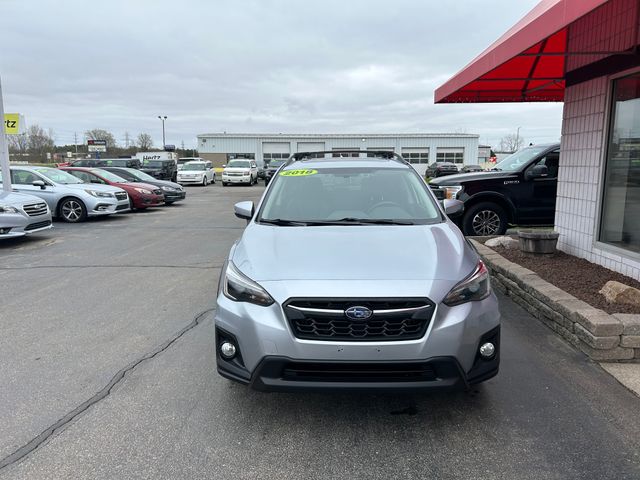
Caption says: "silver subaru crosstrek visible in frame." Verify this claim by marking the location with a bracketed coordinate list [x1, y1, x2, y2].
[215, 151, 500, 392]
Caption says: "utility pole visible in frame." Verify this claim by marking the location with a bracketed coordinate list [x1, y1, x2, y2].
[73, 132, 79, 156]
[515, 126, 521, 152]
[0, 76, 12, 192]
[124, 131, 131, 148]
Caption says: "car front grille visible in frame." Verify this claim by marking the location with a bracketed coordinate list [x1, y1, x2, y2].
[283, 298, 434, 342]
[22, 202, 48, 217]
[114, 192, 128, 201]
[24, 220, 52, 231]
[429, 185, 445, 200]
[115, 204, 128, 211]
[226, 172, 244, 176]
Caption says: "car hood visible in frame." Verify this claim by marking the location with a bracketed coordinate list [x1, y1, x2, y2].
[145, 179, 182, 189]
[0, 191, 48, 206]
[118, 182, 160, 191]
[232, 222, 477, 282]
[61, 183, 126, 194]
[430, 170, 514, 185]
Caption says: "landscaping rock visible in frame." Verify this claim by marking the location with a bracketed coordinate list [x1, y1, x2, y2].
[613, 314, 640, 335]
[485, 236, 519, 249]
[599, 281, 640, 308]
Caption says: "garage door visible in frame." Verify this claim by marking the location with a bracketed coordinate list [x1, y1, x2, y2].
[263, 142, 290, 154]
[297, 142, 325, 152]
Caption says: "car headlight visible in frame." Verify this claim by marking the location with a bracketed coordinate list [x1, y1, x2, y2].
[0, 204, 19, 214]
[134, 188, 152, 195]
[84, 190, 114, 198]
[222, 261, 274, 306]
[443, 186, 463, 199]
[161, 186, 177, 192]
[243, 171, 250, 176]
[443, 260, 490, 307]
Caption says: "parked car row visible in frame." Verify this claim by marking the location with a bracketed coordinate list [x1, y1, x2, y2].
[0, 164, 189, 239]
[425, 162, 487, 178]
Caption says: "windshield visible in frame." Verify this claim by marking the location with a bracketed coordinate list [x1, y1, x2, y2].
[267, 160, 286, 168]
[142, 160, 166, 168]
[90, 169, 128, 183]
[259, 167, 441, 225]
[227, 160, 250, 168]
[183, 163, 206, 171]
[123, 169, 156, 182]
[494, 146, 548, 171]
[35, 168, 84, 184]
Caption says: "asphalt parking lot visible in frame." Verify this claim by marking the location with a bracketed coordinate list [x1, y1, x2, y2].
[1, 184, 640, 480]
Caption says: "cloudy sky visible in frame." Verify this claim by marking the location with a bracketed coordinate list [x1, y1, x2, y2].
[1, 0, 563, 149]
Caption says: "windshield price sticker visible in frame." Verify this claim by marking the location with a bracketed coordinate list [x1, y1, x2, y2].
[280, 169, 318, 177]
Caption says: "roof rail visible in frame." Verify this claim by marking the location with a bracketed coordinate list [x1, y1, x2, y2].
[287, 149, 407, 165]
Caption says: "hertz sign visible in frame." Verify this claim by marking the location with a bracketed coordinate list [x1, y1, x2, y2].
[3, 113, 21, 135]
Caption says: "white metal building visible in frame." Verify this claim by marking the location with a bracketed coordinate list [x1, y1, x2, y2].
[196, 133, 480, 176]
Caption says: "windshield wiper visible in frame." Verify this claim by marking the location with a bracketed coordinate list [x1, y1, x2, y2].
[307, 218, 415, 226]
[259, 218, 308, 226]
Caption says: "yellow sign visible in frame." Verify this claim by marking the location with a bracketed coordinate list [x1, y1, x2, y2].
[3, 113, 21, 135]
[280, 169, 318, 177]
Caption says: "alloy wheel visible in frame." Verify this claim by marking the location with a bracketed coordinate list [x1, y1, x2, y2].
[472, 210, 501, 235]
[61, 200, 83, 222]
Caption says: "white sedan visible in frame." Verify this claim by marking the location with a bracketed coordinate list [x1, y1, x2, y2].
[177, 161, 216, 186]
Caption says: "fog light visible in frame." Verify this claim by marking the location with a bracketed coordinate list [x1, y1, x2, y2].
[479, 342, 495, 358]
[0, 227, 11, 234]
[220, 341, 237, 359]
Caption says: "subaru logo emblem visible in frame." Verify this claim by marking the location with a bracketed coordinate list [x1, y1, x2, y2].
[345, 306, 372, 320]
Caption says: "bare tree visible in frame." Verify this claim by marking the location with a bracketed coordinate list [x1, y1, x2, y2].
[85, 129, 117, 148]
[137, 133, 153, 150]
[499, 133, 524, 153]
[26, 125, 55, 156]
[7, 133, 28, 154]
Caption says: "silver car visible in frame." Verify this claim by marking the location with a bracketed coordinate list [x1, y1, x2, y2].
[0, 191, 53, 239]
[215, 151, 500, 392]
[3, 166, 129, 222]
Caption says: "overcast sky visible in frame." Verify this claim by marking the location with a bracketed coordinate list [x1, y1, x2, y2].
[1, 0, 563, 149]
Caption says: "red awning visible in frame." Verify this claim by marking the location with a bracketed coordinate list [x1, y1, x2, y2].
[434, 0, 611, 103]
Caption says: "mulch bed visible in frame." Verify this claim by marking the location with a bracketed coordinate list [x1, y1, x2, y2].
[492, 246, 640, 315]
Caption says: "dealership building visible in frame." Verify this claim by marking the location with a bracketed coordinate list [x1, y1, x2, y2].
[436, 0, 640, 279]
[196, 133, 480, 176]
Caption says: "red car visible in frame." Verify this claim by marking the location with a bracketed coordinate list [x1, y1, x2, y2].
[60, 167, 165, 210]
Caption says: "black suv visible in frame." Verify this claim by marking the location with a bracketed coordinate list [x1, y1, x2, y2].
[140, 159, 177, 182]
[425, 162, 459, 178]
[429, 143, 560, 236]
[263, 159, 287, 185]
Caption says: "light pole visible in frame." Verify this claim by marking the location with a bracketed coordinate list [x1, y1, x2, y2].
[515, 126, 521, 152]
[158, 115, 167, 148]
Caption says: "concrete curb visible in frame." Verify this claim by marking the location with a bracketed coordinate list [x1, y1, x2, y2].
[470, 239, 640, 362]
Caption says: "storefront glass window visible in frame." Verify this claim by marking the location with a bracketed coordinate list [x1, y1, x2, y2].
[600, 72, 640, 253]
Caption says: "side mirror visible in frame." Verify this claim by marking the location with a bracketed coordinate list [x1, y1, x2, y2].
[234, 201, 254, 222]
[91, 179, 103, 184]
[32, 180, 46, 190]
[442, 199, 464, 218]
[527, 164, 549, 180]
[222, 164, 227, 168]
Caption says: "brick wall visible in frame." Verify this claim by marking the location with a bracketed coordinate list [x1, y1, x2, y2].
[556, 8, 640, 281]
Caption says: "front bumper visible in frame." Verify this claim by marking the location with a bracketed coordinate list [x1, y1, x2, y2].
[214, 290, 500, 392]
[131, 193, 164, 208]
[163, 191, 186, 202]
[222, 175, 251, 184]
[178, 176, 205, 184]
[86, 197, 129, 217]
[0, 213, 53, 239]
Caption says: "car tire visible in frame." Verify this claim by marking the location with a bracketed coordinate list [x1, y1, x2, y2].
[222, 182, 228, 187]
[202, 176, 208, 186]
[462, 202, 508, 236]
[58, 197, 87, 223]
[212, 174, 216, 184]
